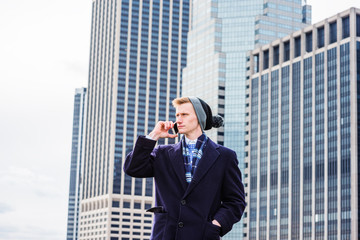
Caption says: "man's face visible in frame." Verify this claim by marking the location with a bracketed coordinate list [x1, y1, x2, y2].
[175, 102, 201, 136]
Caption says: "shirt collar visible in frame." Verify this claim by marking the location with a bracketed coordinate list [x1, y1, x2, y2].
[185, 136, 197, 145]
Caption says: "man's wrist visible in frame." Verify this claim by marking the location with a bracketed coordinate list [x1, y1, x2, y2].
[145, 135, 155, 140]
[148, 131, 160, 141]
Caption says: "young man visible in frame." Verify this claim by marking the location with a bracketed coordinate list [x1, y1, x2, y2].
[124, 97, 246, 240]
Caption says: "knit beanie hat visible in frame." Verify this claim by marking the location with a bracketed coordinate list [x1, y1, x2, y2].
[188, 97, 224, 131]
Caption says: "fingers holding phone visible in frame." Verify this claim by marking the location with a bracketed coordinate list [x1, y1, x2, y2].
[149, 121, 178, 140]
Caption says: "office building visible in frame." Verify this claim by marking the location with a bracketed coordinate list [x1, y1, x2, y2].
[245, 8, 360, 239]
[78, 1, 190, 239]
[67, 87, 87, 240]
[182, 0, 311, 238]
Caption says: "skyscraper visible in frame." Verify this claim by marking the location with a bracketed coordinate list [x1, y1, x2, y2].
[78, 1, 190, 239]
[182, 0, 311, 238]
[67, 87, 87, 240]
[245, 8, 360, 239]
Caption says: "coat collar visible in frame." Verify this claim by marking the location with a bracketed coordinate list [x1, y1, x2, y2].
[167, 138, 220, 198]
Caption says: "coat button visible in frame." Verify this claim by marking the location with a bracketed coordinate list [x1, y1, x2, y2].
[181, 200, 186, 205]
[178, 222, 184, 228]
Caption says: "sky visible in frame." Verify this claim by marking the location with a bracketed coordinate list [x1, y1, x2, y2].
[0, 0, 359, 239]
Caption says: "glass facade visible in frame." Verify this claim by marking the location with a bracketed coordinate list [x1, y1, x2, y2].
[303, 57, 312, 240]
[259, 73, 268, 238]
[269, 69, 279, 239]
[340, 42, 351, 239]
[246, 9, 360, 240]
[315, 51, 325, 239]
[291, 61, 301, 239]
[280, 65, 290, 239]
[327, 47, 338, 239]
[249, 77, 258, 239]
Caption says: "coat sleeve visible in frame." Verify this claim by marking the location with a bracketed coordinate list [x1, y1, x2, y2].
[123, 136, 158, 178]
[214, 150, 246, 236]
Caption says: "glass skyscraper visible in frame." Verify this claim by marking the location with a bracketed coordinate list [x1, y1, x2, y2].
[67, 87, 87, 240]
[246, 8, 360, 239]
[182, 0, 311, 238]
[78, 1, 190, 239]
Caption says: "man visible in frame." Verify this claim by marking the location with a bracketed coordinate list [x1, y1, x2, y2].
[124, 97, 246, 240]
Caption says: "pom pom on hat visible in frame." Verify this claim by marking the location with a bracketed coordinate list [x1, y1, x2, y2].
[212, 115, 224, 128]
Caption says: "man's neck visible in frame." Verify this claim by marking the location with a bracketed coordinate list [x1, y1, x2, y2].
[185, 130, 202, 141]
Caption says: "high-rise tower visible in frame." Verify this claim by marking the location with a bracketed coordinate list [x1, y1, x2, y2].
[66, 87, 87, 240]
[246, 8, 360, 239]
[78, 1, 190, 239]
[182, 0, 311, 238]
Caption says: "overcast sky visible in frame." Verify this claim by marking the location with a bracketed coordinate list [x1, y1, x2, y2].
[0, 0, 359, 239]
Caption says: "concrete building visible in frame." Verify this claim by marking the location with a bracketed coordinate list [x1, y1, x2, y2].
[182, 0, 311, 238]
[66, 87, 87, 240]
[78, 1, 190, 239]
[245, 7, 360, 240]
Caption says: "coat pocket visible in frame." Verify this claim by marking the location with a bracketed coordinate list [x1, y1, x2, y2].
[151, 212, 168, 240]
[203, 221, 221, 240]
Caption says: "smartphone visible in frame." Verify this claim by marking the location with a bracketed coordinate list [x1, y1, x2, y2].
[173, 123, 178, 134]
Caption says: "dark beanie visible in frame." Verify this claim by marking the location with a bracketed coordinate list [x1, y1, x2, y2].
[188, 97, 224, 131]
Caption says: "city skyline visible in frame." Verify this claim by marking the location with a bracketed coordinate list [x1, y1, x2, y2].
[1, 0, 360, 239]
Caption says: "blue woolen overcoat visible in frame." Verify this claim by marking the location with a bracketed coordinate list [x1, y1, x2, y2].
[124, 136, 246, 240]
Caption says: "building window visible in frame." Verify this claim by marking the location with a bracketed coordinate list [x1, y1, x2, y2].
[317, 26, 324, 48]
[124, 174, 132, 195]
[294, 36, 301, 57]
[145, 178, 153, 196]
[145, 203, 152, 209]
[134, 178, 142, 196]
[356, 14, 360, 37]
[123, 201, 130, 208]
[329, 21, 337, 44]
[305, 31, 313, 52]
[263, 50, 269, 70]
[342, 16, 350, 39]
[112, 201, 120, 208]
[134, 202, 141, 209]
[273, 45, 279, 66]
[284, 41, 290, 62]
[254, 54, 259, 73]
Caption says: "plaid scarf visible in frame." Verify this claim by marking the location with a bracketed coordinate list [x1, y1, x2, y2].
[181, 134, 208, 183]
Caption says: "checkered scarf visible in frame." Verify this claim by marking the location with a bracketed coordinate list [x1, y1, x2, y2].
[181, 134, 208, 183]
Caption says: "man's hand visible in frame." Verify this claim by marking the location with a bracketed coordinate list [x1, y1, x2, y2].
[148, 121, 178, 141]
[212, 219, 221, 227]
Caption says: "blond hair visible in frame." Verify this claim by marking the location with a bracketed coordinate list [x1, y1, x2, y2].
[172, 97, 190, 107]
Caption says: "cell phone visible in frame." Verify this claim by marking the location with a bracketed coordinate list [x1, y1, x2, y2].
[173, 123, 178, 134]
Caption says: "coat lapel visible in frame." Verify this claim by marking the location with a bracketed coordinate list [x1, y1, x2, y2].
[167, 142, 188, 192]
[183, 139, 220, 198]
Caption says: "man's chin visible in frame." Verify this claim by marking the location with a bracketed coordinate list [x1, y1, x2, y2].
[178, 129, 185, 134]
